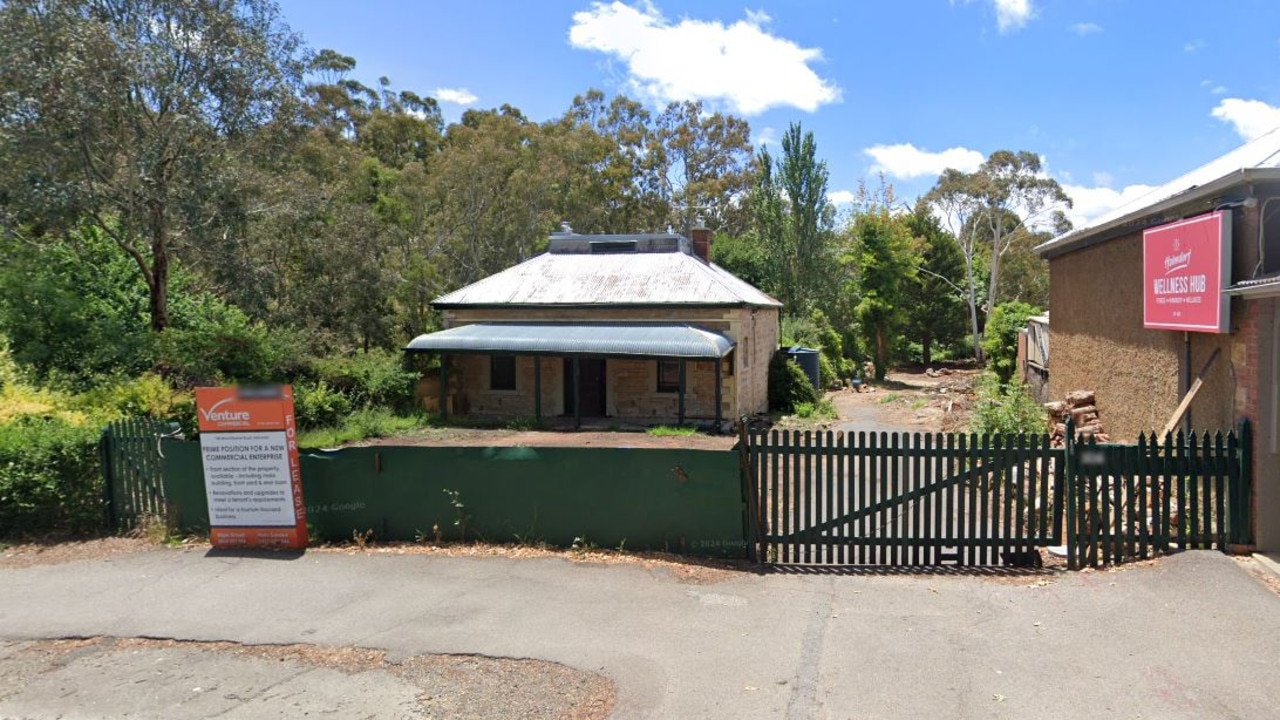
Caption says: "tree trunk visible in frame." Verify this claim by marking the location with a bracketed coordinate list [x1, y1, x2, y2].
[987, 230, 1002, 325]
[964, 258, 983, 363]
[875, 328, 887, 381]
[148, 202, 170, 333]
[921, 333, 933, 367]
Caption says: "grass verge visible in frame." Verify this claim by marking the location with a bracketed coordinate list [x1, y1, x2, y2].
[647, 425, 698, 437]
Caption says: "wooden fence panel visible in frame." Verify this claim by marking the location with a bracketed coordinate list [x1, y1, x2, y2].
[1065, 420, 1251, 570]
[748, 429, 1064, 567]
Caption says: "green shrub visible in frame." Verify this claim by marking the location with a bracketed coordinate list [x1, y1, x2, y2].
[781, 310, 853, 386]
[155, 300, 307, 387]
[793, 398, 838, 420]
[982, 301, 1041, 384]
[295, 407, 429, 448]
[969, 372, 1048, 435]
[768, 352, 819, 413]
[311, 349, 416, 411]
[72, 373, 181, 420]
[0, 416, 102, 537]
[0, 228, 154, 388]
[293, 380, 353, 430]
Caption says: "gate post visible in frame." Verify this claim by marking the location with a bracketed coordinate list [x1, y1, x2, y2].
[1238, 418, 1253, 546]
[737, 417, 760, 562]
[1064, 417, 1078, 570]
[100, 423, 116, 532]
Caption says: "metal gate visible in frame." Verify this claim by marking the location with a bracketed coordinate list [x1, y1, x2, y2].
[743, 429, 1064, 567]
[100, 418, 181, 531]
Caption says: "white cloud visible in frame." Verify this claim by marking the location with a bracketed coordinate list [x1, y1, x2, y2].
[1211, 85, 1228, 95]
[754, 126, 779, 147]
[1211, 98, 1280, 141]
[436, 87, 478, 105]
[568, 1, 840, 115]
[864, 143, 984, 180]
[1061, 182, 1158, 229]
[1092, 171, 1113, 187]
[1069, 22, 1101, 36]
[827, 190, 855, 205]
[1184, 39, 1206, 52]
[993, 0, 1033, 33]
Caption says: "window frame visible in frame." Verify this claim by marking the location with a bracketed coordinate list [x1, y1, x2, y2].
[656, 359, 681, 394]
[490, 354, 517, 392]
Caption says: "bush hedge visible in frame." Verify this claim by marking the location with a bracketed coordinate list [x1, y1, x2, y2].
[0, 416, 103, 537]
[768, 351, 820, 413]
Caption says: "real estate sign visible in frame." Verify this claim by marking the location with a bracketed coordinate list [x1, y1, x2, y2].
[196, 386, 308, 549]
[1143, 210, 1231, 333]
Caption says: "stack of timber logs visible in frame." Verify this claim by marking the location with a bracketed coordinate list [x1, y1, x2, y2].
[1046, 390, 1110, 445]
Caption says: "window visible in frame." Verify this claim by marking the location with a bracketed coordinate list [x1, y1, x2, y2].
[742, 337, 750, 369]
[657, 360, 680, 393]
[490, 355, 516, 391]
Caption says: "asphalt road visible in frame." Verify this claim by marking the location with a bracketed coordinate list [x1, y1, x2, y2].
[2, 549, 1278, 719]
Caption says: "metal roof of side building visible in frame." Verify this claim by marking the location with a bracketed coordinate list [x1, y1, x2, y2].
[433, 230, 782, 308]
[1037, 124, 1280, 259]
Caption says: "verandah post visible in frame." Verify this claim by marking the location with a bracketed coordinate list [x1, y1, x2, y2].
[573, 357, 581, 430]
[439, 355, 448, 421]
[534, 356, 542, 421]
[678, 359, 686, 426]
[714, 356, 723, 431]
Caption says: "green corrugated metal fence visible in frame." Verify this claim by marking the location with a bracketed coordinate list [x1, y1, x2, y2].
[160, 440, 746, 557]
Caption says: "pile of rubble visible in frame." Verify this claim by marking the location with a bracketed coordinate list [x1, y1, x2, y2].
[1046, 390, 1111, 445]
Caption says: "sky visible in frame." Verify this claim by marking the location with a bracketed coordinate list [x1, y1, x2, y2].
[275, 0, 1280, 230]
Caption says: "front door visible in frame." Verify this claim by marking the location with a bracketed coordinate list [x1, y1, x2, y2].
[563, 358, 607, 417]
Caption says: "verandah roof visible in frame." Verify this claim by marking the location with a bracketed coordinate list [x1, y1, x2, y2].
[404, 322, 735, 359]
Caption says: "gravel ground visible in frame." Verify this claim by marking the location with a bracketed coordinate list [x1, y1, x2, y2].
[0, 637, 616, 720]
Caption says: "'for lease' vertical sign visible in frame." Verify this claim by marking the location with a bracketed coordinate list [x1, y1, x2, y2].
[196, 386, 308, 549]
[1142, 211, 1232, 333]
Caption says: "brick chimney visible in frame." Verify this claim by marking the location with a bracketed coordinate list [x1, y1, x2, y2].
[690, 217, 711, 262]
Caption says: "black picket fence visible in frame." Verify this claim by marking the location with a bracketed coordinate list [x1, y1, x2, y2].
[1065, 420, 1252, 569]
[743, 420, 1253, 570]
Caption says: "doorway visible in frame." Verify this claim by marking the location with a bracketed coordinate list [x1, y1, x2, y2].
[563, 358, 607, 417]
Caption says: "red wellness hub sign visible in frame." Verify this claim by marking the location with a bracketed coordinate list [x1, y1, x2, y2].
[196, 386, 308, 550]
[1142, 211, 1232, 333]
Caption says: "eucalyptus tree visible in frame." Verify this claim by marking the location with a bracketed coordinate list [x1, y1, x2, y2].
[0, 0, 305, 332]
[923, 150, 1070, 360]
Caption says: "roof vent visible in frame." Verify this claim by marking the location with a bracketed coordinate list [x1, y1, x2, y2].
[590, 240, 638, 254]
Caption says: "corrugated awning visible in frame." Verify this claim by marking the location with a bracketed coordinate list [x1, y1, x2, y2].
[1225, 273, 1280, 298]
[404, 322, 735, 359]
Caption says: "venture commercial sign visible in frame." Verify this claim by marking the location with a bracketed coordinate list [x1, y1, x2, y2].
[1143, 211, 1231, 333]
[196, 386, 308, 549]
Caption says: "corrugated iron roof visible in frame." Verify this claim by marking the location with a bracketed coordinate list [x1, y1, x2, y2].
[1037, 124, 1280, 258]
[433, 251, 781, 307]
[1226, 273, 1280, 297]
[404, 322, 736, 358]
